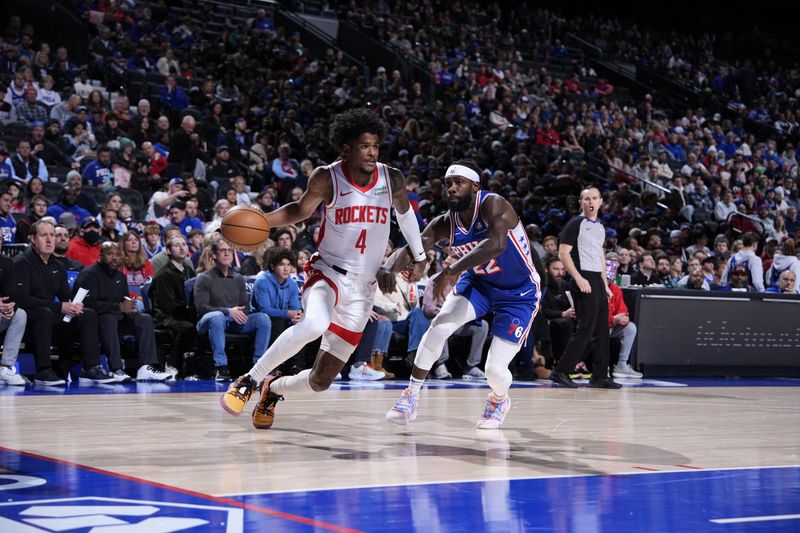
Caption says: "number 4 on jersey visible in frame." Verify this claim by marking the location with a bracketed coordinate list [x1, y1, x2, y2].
[355, 229, 367, 254]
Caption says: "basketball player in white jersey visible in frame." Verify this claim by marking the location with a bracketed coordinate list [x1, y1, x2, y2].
[220, 109, 427, 428]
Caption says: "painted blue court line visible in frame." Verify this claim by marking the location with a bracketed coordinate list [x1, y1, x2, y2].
[224, 466, 800, 532]
[1, 445, 796, 532]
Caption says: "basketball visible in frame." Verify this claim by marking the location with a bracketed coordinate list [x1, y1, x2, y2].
[220, 205, 271, 251]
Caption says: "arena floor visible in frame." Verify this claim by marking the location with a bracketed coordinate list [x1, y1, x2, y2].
[0, 377, 798, 532]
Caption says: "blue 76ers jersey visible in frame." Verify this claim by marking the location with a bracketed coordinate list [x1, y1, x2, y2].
[449, 191, 541, 344]
[449, 191, 540, 291]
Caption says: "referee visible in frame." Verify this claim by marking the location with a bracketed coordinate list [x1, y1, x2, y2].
[550, 187, 621, 389]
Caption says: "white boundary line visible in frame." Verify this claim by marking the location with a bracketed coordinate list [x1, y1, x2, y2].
[711, 514, 800, 524]
[214, 464, 800, 497]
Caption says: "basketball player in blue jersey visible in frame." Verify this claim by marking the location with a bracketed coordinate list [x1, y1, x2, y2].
[220, 109, 427, 429]
[385, 160, 542, 429]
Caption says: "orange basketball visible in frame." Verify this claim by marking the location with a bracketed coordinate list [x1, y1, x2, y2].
[220, 205, 271, 251]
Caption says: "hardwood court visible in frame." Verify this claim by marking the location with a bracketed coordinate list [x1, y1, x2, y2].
[0, 380, 798, 531]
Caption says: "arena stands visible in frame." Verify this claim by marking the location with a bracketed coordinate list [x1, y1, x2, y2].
[0, 0, 798, 384]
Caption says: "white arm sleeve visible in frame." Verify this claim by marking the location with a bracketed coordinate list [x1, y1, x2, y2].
[396, 207, 426, 262]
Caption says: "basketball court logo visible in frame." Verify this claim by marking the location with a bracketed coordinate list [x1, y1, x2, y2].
[0, 496, 243, 532]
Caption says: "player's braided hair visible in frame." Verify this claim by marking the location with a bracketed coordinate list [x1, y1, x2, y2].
[329, 109, 385, 152]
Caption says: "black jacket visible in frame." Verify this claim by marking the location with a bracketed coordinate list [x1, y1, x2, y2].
[73, 262, 127, 318]
[151, 260, 196, 323]
[541, 279, 572, 320]
[0, 255, 16, 304]
[13, 247, 71, 313]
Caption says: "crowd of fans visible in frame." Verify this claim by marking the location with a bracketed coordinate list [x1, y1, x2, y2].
[0, 0, 798, 386]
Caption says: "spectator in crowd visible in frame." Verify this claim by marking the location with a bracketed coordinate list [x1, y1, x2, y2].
[169, 115, 198, 172]
[158, 75, 189, 117]
[766, 270, 797, 294]
[194, 239, 270, 381]
[28, 119, 77, 169]
[656, 255, 680, 288]
[541, 255, 576, 362]
[0, 238, 27, 386]
[0, 145, 16, 180]
[167, 199, 203, 237]
[52, 223, 85, 271]
[10, 139, 48, 181]
[715, 189, 738, 222]
[721, 233, 764, 292]
[64, 171, 100, 217]
[765, 239, 800, 293]
[150, 235, 198, 378]
[206, 145, 237, 189]
[99, 209, 121, 243]
[373, 270, 430, 364]
[605, 261, 642, 379]
[13, 220, 111, 386]
[74, 242, 173, 383]
[147, 177, 190, 222]
[142, 222, 163, 259]
[82, 145, 114, 189]
[50, 94, 81, 127]
[15, 194, 48, 243]
[271, 143, 301, 195]
[251, 248, 304, 374]
[150, 225, 193, 273]
[0, 189, 16, 245]
[629, 252, 659, 286]
[422, 254, 488, 380]
[119, 231, 153, 292]
[67, 218, 103, 266]
[15, 87, 49, 125]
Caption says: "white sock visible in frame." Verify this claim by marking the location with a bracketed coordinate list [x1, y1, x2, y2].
[271, 369, 315, 396]
[408, 376, 424, 395]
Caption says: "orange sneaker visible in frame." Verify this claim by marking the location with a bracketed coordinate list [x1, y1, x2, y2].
[252, 375, 284, 429]
[220, 375, 257, 416]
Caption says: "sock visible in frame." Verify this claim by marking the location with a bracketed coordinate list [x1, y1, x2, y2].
[270, 369, 315, 396]
[408, 376, 424, 395]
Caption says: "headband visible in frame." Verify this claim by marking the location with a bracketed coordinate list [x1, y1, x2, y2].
[445, 164, 480, 183]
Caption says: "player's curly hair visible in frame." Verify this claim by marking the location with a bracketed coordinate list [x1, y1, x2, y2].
[329, 109, 385, 151]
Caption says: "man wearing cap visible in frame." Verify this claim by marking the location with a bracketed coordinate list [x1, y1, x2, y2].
[15, 86, 49, 125]
[82, 145, 113, 189]
[10, 139, 49, 181]
[67, 217, 104, 266]
[147, 177, 190, 222]
[207, 145, 237, 187]
[29, 119, 78, 169]
[168, 199, 203, 237]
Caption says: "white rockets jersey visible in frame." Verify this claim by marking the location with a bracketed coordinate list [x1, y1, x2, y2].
[316, 160, 393, 277]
